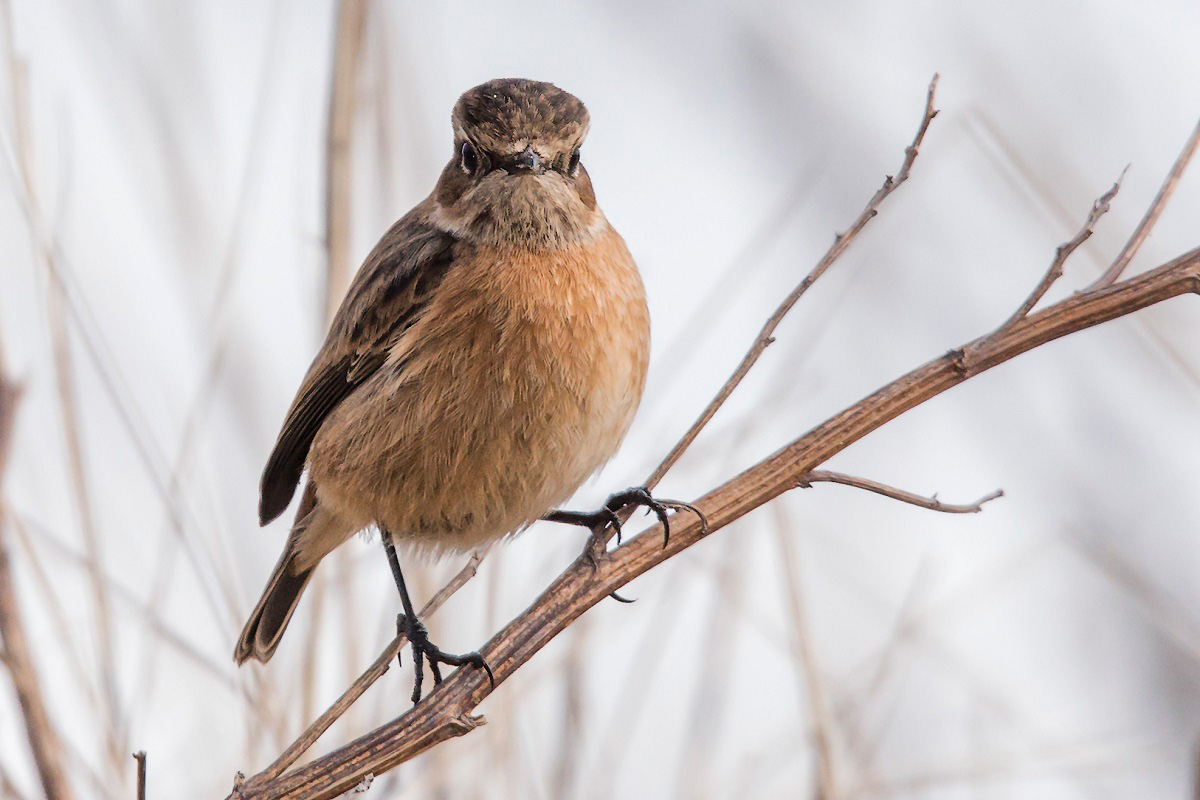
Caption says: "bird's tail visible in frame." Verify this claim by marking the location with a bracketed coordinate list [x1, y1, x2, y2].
[235, 481, 351, 665]
[233, 545, 314, 665]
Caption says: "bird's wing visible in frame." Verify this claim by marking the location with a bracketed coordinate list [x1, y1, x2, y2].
[258, 206, 458, 525]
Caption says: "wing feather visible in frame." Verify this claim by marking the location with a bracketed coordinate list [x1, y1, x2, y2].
[258, 207, 457, 524]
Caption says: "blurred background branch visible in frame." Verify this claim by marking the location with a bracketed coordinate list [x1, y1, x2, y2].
[0, 341, 74, 800]
[323, 0, 367, 324]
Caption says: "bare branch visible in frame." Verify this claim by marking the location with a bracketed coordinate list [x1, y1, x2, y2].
[641, 74, 940, 491]
[234, 235, 1200, 798]
[1091, 116, 1200, 290]
[999, 172, 1124, 329]
[798, 470, 1004, 514]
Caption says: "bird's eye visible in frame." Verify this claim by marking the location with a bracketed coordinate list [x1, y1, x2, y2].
[460, 141, 479, 175]
[567, 148, 581, 176]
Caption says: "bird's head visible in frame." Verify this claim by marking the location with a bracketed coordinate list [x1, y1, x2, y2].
[433, 79, 602, 250]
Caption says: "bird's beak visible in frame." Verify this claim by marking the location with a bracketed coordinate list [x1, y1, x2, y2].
[505, 145, 544, 175]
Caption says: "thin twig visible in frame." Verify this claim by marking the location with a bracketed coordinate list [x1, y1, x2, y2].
[1091, 117, 1200, 290]
[798, 471, 1004, 514]
[132, 752, 146, 800]
[998, 172, 1125, 329]
[641, 74, 940, 491]
[251, 544, 492, 784]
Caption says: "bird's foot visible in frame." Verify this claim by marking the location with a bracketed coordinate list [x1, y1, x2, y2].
[395, 614, 494, 705]
[545, 485, 707, 549]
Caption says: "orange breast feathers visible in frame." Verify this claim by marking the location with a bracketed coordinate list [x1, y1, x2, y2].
[394, 221, 649, 431]
[413, 221, 651, 478]
[311, 222, 651, 552]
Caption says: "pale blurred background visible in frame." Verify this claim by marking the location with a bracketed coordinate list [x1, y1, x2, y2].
[2, 1, 1199, 798]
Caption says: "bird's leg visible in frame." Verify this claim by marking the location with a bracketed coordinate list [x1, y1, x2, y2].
[543, 486, 707, 549]
[380, 528, 494, 704]
[544, 507, 623, 541]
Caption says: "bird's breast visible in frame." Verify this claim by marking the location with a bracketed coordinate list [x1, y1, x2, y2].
[449, 223, 650, 477]
[315, 222, 650, 552]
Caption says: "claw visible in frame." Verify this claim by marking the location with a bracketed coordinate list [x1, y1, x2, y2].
[604, 508, 623, 544]
[658, 499, 708, 543]
[546, 486, 703, 551]
[428, 657, 443, 685]
[479, 659, 496, 688]
[397, 614, 494, 704]
[602, 486, 671, 547]
[411, 645, 425, 704]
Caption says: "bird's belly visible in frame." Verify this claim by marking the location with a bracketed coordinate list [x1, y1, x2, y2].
[309, 309, 646, 554]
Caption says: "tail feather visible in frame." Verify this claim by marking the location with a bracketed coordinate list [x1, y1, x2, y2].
[235, 480, 325, 665]
[233, 548, 313, 665]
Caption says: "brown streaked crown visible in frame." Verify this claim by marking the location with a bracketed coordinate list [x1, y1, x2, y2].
[452, 78, 589, 158]
[434, 78, 600, 251]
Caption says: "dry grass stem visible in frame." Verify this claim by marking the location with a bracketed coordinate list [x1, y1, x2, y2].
[322, 1, 370, 734]
[772, 503, 840, 800]
[0, 372, 75, 800]
[2, 1, 126, 779]
[323, 0, 368, 323]
[798, 471, 1004, 514]
[5, 513, 95, 700]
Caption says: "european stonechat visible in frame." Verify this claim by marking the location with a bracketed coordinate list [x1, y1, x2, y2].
[235, 78, 675, 702]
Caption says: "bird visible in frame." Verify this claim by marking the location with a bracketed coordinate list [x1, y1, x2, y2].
[234, 78, 691, 703]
